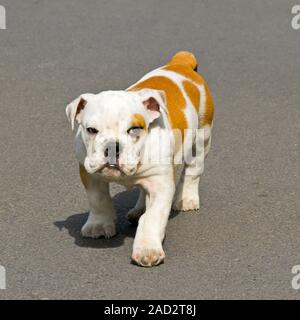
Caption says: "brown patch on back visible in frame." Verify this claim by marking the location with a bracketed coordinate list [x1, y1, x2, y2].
[201, 84, 214, 126]
[182, 80, 200, 112]
[165, 54, 214, 126]
[129, 76, 187, 137]
[164, 64, 205, 85]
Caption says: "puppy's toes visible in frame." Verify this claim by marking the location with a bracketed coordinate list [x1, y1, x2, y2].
[172, 196, 200, 212]
[131, 247, 165, 267]
[81, 222, 116, 239]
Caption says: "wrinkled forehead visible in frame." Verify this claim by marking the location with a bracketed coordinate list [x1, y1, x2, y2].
[82, 91, 146, 128]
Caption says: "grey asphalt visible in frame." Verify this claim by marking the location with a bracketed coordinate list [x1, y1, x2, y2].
[0, 0, 299, 299]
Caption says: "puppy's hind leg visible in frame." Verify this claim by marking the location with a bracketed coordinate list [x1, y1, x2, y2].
[79, 164, 117, 239]
[172, 163, 201, 212]
[172, 126, 211, 212]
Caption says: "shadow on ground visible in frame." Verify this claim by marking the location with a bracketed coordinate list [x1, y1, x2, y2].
[54, 188, 138, 248]
[54, 188, 180, 249]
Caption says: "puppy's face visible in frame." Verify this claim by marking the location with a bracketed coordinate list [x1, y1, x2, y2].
[66, 89, 165, 178]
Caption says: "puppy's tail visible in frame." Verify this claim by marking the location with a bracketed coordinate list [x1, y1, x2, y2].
[168, 51, 198, 72]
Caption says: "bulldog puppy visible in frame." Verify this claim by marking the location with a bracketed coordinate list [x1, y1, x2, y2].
[66, 51, 214, 267]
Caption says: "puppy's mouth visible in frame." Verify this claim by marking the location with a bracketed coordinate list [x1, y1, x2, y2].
[104, 163, 121, 171]
[95, 162, 124, 174]
[85, 157, 136, 177]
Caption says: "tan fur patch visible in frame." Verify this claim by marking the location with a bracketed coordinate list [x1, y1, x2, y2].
[164, 64, 205, 85]
[168, 51, 198, 70]
[165, 53, 214, 126]
[202, 84, 214, 126]
[132, 113, 146, 129]
[182, 80, 200, 112]
[129, 76, 187, 138]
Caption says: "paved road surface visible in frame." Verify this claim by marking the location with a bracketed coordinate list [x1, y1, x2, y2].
[0, 0, 299, 299]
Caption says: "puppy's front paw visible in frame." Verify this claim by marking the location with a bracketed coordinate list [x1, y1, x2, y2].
[132, 246, 165, 267]
[172, 196, 200, 212]
[81, 212, 116, 239]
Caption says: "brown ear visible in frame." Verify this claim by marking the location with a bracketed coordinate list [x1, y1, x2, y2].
[75, 98, 86, 117]
[143, 97, 160, 121]
[138, 89, 166, 122]
[65, 93, 93, 130]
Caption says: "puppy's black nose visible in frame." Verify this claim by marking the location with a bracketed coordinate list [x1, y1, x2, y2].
[104, 141, 121, 163]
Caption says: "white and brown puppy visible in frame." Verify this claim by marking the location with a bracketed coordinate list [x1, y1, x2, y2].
[66, 51, 214, 267]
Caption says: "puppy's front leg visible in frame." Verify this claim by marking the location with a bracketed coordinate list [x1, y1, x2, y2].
[79, 164, 117, 239]
[132, 172, 175, 267]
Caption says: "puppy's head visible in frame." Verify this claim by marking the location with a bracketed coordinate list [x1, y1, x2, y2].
[66, 89, 165, 178]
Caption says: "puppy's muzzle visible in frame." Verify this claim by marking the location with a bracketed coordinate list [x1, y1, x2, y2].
[84, 140, 123, 174]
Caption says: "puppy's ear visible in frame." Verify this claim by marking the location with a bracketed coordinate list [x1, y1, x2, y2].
[65, 93, 93, 130]
[137, 89, 166, 123]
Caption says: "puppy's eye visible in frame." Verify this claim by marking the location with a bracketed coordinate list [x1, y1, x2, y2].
[87, 127, 98, 134]
[127, 126, 143, 135]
